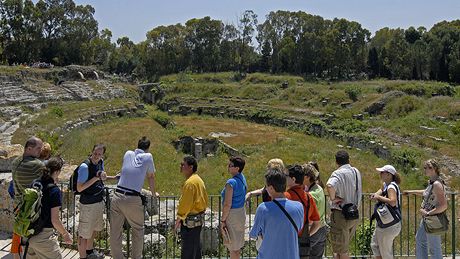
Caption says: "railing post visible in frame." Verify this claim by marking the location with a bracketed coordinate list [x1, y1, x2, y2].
[452, 193, 456, 259]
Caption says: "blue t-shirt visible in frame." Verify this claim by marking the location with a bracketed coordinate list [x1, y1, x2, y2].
[249, 198, 304, 259]
[221, 172, 247, 209]
[77, 160, 105, 183]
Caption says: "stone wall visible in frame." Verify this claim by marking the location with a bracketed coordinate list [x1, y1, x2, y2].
[173, 136, 242, 159]
[163, 101, 392, 161]
[0, 173, 14, 232]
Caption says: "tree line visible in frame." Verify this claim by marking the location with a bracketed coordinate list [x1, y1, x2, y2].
[1, 0, 460, 83]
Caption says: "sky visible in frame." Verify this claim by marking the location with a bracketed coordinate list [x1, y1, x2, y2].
[74, 0, 460, 43]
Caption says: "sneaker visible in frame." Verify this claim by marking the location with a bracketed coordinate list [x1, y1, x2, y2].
[87, 251, 105, 259]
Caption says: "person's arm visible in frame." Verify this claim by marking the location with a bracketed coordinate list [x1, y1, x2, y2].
[147, 172, 159, 197]
[374, 188, 397, 207]
[309, 220, 321, 236]
[51, 207, 72, 244]
[76, 164, 100, 193]
[175, 183, 194, 231]
[246, 187, 264, 201]
[76, 176, 99, 192]
[249, 205, 264, 239]
[221, 184, 233, 222]
[421, 182, 448, 216]
[307, 194, 321, 235]
[403, 190, 425, 196]
[326, 184, 342, 204]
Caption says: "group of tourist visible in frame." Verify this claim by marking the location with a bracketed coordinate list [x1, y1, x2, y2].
[9, 136, 448, 259]
[172, 149, 448, 259]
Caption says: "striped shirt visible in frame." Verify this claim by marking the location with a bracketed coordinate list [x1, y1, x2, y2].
[12, 156, 44, 196]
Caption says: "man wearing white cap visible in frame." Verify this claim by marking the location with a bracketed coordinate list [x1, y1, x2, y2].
[370, 164, 402, 259]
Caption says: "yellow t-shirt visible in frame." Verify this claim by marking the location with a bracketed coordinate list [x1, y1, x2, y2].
[177, 173, 209, 220]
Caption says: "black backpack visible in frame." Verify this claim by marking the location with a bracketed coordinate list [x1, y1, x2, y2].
[70, 159, 90, 194]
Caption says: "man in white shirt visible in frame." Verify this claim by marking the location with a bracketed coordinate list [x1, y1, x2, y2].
[110, 136, 158, 259]
[326, 150, 362, 259]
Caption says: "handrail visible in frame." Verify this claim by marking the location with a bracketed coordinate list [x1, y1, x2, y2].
[57, 183, 458, 258]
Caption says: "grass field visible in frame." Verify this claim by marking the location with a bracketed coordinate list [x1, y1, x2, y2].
[8, 70, 458, 193]
[51, 114, 430, 195]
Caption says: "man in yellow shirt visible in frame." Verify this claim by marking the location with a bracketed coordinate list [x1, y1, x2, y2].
[175, 156, 208, 259]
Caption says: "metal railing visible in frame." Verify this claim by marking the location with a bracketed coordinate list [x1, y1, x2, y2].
[58, 183, 458, 258]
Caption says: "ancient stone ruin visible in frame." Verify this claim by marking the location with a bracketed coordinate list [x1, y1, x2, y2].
[172, 136, 242, 160]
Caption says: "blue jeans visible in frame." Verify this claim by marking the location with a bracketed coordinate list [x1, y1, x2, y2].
[415, 221, 442, 259]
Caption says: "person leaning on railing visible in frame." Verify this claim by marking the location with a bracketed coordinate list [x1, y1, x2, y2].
[370, 165, 402, 259]
[404, 159, 448, 259]
[174, 156, 209, 259]
[220, 156, 247, 259]
[110, 136, 158, 259]
[245, 158, 285, 203]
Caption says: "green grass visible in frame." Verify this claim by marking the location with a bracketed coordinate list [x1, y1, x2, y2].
[12, 99, 138, 145]
[7, 70, 459, 193]
[158, 73, 460, 163]
[53, 114, 428, 195]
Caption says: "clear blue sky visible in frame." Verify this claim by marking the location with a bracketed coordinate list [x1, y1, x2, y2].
[75, 0, 460, 43]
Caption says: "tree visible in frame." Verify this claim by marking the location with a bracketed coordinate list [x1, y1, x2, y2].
[185, 16, 223, 72]
[237, 10, 257, 72]
[0, 0, 41, 64]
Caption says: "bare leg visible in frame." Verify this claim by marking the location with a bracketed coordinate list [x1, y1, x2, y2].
[78, 236, 88, 258]
[230, 250, 241, 259]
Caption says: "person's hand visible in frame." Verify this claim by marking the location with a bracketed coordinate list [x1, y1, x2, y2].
[174, 218, 181, 232]
[155, 192, 160, 197]
[332, 197, 343, 205]
[370, 193, 380, 201]
[220, 220, 227, 232]
[420, 209, 429, 217]
[245, 192, 252, 204]
[99, 171, 107, 181]
[63, 232, 72, 244]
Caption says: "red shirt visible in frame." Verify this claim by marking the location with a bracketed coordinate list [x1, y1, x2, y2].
[285, 185, 320, 235]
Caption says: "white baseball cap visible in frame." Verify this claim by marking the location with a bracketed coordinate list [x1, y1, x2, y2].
[376, 165, 397, 175]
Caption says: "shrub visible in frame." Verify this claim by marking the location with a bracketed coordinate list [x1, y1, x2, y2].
[391, 147, 421, 171]
[453, 121, 460, 135]
[37, 131, 63, 155]
[345, 86, 362, 102]
[384, 95, 423, 118]
[51, 107, 64, 117]
[151, 111, 174, 128]
[352, 218, 375, 256]
[331, 119, 368, 133]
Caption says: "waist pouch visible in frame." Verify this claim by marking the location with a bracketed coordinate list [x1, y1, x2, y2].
[184, 212, 205, 228]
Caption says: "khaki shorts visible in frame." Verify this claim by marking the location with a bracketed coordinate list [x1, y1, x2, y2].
[224, 207, 246, 251]
[27, 228, 62, 259]
[329, 209, 359, 254]
[78, 201, 104, 239]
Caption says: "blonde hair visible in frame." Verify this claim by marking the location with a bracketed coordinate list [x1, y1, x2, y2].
[267, 158, 285, 172]
[39, 142, 52, 160]
[425, 159, 441, 175]
[303, 161, 325, 188]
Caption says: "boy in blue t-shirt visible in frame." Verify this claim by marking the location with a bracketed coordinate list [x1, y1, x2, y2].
[250, 168, 304, 259]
